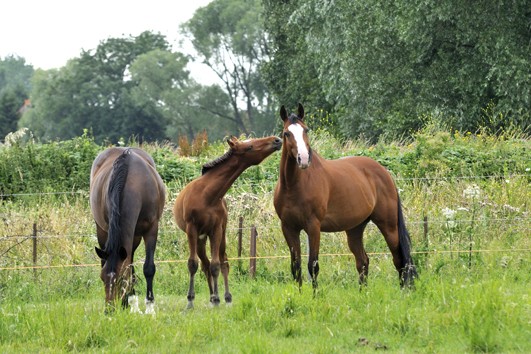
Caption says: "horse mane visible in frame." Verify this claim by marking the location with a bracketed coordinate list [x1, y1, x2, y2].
[201, 148, 233, 175]
[106, 149, 131, 259]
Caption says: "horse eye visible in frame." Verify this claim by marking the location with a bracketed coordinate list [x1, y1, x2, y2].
[246, 145, 253, 151]
[284, 132, 290, 138]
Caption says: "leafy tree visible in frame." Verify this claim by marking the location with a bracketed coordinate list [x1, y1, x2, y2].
[20, 32, 176, 143]
[263, 0, 531, 141]
[0, 56, 33, 138]
[0, 87, 24, 138]
[182, 0, 276, 136]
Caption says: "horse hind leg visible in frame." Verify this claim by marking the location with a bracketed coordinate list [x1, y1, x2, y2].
[219, 230, 232, 304]
[197, 237, 213, 297]
[143, 227, 158, 314]
[346, 221, 370, 286]
[374, 220, 413, 288]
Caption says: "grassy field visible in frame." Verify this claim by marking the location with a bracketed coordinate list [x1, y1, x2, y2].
[1, 131, 530, 353]
[0, 254, 529, 353]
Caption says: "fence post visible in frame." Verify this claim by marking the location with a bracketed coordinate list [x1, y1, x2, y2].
[32, 223, 37, 277]
[237, 216, 243, 260]
[249, 225, 257, 278]
[423, 216, 429, 247]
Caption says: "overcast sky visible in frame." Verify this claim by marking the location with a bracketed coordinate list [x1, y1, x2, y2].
[1, 0, 214, 83]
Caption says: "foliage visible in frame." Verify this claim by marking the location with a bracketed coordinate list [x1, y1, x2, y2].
[0, 130, 100, 196]
[18, 32, 181, 143]
[0, 55, 33, 139]
[263, 0, 531, 141]
[1, 125, 529, 198]
[182, 0, 277, 135]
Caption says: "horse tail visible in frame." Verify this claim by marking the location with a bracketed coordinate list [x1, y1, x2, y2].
[397, 194, 418, 285]
[106, 149, 131, 256]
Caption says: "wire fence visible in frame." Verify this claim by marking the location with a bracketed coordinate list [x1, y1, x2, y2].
[1, 173, 529, 273]
[0, 173, 529, 198]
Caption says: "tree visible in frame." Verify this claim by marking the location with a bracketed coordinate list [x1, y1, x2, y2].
[0, 55, 33, 138]
[20, 32, 177, 143]
[263, 0, 531, 141]
[182, 0, 276, 136]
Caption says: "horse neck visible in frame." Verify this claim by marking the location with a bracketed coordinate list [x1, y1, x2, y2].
[278, 146, 319, 188]
[202, 157, 250, 201]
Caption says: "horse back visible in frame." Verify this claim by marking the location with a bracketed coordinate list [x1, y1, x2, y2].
[90, 147, 165, 233]
[173, 176, 228, 236]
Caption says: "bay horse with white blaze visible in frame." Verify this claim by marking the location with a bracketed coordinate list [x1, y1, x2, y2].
[274, 104, 417, 290]
[173, 136, 282, 308]
[90, 147, 165, 312]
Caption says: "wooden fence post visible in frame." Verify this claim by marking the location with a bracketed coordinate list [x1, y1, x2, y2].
[237, 216, 243, 262]
[423, 215, 429, 248]
[32, 223, 37, 277]
[249, 225, 257, 278]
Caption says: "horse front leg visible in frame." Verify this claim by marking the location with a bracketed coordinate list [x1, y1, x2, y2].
[281, 223, 302, 290]
[306, 220, 322, 292]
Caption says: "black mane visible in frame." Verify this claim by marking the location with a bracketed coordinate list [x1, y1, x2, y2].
[201, 149, 234, 175]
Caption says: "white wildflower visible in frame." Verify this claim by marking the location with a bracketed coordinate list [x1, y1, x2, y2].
[462, 184, 481, 199]
[3, 128, 29, 147]
[442, 207, 457, 228]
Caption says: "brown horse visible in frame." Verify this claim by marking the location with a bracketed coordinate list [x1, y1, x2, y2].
[90, 147, 165, 312]
[274, 104, 417, 290]
[173, 136, 282, 308]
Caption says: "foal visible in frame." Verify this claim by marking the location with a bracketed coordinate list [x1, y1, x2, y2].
[173, 136, 282, 308]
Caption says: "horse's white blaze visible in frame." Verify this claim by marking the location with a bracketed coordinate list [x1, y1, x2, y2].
[289, 123, 310, 168]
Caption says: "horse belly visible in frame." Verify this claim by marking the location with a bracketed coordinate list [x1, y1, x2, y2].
[320, 194, 373, 232]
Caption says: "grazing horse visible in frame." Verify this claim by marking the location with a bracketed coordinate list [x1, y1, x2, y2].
[173, 136, 282, 308]
[90, 147, 165, 312]
[274, 104, 417, 290]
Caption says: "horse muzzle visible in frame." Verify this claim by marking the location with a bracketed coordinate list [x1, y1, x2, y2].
[297, 149, 312, 169]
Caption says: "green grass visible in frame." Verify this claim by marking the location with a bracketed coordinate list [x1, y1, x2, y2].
[1, 253, 529, 353]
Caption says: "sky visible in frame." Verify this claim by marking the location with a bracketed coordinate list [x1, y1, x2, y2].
[0, 0, 215, 83]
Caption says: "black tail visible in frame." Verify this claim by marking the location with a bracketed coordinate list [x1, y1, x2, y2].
[106, 149, 131, 258]
[397, 195, 418, 286]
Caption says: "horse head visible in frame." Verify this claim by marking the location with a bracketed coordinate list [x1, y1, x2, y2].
[226, 135, 282, 166]
[280, 103, 312, 169]
[95, 245, 130, 308]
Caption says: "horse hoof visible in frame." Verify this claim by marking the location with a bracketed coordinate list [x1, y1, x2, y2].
[210, 296, 221, 307]
[225, 293, 232, 303]
[186, 301, 194, 310]
[144, 300, 155, 315]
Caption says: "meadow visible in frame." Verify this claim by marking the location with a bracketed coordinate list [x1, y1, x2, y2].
[0, 127, 529, 353]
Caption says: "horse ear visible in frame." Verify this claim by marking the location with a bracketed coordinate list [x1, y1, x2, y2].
[297, 103, 305, 120]
[280, 105, 288, 122]
[227, 136, 238, 149]
[119, 247, 127, 261]
[95, 247, 108, 260]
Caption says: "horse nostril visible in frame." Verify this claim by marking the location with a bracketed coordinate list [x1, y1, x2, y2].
[297, 155, 302, 164]
[275, 137, 281, 144]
